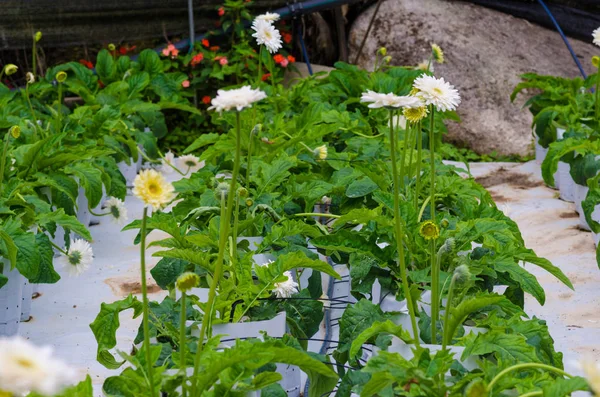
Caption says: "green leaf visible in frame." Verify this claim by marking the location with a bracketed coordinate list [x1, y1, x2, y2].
[515, 249, 573, 290]
[360, 372, 395, 397]
[461, 331, 539, 363]
[338, 299, 390, 355]
[494, 257, 546, 305]
[138, 49, 163, 76]
[158, 101, 202, 116]
[0, 229, 17, 269]
[542, 376, 589, 396]
[89, 295, 143, 369]
[444, 293, 504, 346]
[346, 177, 379, 198]
[96, 49, 117, 83]
[152, 248, 213, 274]
[31, 233, 60, 284]
[65, 163, 104, 208]
[349, 320, 412, 359]
[127, 72, 150, 97]
[150, 257, 187, 290]
[37, 209, 91, 241]
[184, 133, 220, 154]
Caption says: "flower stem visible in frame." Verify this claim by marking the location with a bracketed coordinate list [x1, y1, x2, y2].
[595, 64, 600, 120]
[441, 272, 458, 349]
[232, 190, 240, 267]
[430, 239, 439, 344]
[414, 121, 423, 213]
[24, 85, 40, 141]
[246, 129, 256, 185]
[519, 392, 543, 397]
[179, 292, 187, 397]
[389, 110, 420, 346]
[140, 207, 156, 396]
[429, 105, 436, 222]
[407, 123, 416, 189]
[256, 46, 263, 86]
[399, 113, 409, 191]
[0, 133, 10, 194]
[191, 111, 242, 394]
[32, 36, 37, 77]
[487, 363, 572, 392]
[56, 83, 63, 132]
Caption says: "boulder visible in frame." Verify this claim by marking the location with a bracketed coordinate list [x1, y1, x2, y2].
[348, 0, 599, 156]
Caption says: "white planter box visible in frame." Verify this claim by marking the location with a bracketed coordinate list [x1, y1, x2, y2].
[558, 162, 575, 202]
[76, 187, 91, 231]
[0, 261, 24, 336]
[189, 312, 300, 396]
[535, 140, 548, 165]
[20, 279, 32, 322]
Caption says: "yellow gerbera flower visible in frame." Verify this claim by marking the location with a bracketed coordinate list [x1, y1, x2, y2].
[431, 44, 444, 64]
[403, 106, 429, 124]
[176, 272, 200, 292]
[419, 221, 440, 240]
[132, 169, 175, 210]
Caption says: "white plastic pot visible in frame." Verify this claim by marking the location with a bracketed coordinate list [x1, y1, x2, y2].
[117, 159, 138, 189]
[0, 261, 24, 336]
[535, 139, 548, 165]
[575, 184, 591, 231]
[76, 187, 91, 230]
[558, 162, 575, 202]
[189, 312, 300, 396]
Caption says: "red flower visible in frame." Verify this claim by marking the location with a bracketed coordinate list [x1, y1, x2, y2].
[191, 53, 204, 67]
[202, 96, 211, 105]
[181, 80, 190, 88]
[287, 55, 296, 63]
[282, 32, 292, 44]
[261, 73, 271, 81]
[119, 45, 137, 55]
[273, 54, 285, 64]
[209, 46, 220, 52]
[162, 43, 179, 59]
[202, 39, 210, 48]
[79, 59, 94, 69]
[218, 7, 225, 16]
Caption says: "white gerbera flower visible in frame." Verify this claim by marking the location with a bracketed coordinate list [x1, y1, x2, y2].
[360, 90, 422, 109]
[178, 154, 204, 174]
[273, 271, 299, 298]
[573, 357, 600, 395]
[314, 145, 327, 161]
[413, 75, 461, 112]
[252, 19, 283, 54]
[0, 336, 78, 396]
[104, 197, 128, 225]
[593, 27, 600, 47]
[161, 151, 176, 174]
[58, 239, 94, 276]
[209, 86, 267, 113]
[255, 12, 280, 23]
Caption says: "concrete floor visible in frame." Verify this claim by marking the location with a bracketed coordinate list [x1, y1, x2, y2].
[20, 161, 600, 395]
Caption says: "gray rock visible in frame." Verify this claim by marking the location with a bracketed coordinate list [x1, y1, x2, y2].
[348, 0, 599, 156]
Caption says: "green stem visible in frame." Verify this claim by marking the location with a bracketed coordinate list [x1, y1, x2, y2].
[414, 121, 423, 213]
[140, 207, 156, 396]
[430, 239, 439, 344]
[256, 46, 263, 86]
[32, 37, 37, 77]
[88, 207, 110, 217]
[398, 112, 409, 191]
[389, 109, 420, 347]
[56, 83, 63, 132]
[179, 292, 187, 397]
[487, 363, 572, 392]
[596, 65, 600, 122]
[191, 111, 242, 394]
[24, 85, 39, 141]
[246, 129, 255, 185]
[441, 273, 457, 349]
[0, 133, 10, 194]
[294, 212, 340, 219]
[429, 105, 436, 222]
[519, 392, 543, 397]
[48, 239, 69, 256]
[407, 123, 416, 189]
[232, 190, 240, 268]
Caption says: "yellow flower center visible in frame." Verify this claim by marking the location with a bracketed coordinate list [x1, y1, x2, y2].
[16, 357, 35, 368]
[433, 88, 443, 96]
[148, 183, 160, 194]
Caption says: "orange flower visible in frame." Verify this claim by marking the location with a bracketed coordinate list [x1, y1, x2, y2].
[191, 53, 204, 66]
[218, 7, 225, 16]
[202, 39, 210, 48]
[273, 54, 285, 64]
[287, 55, 296, 63]
[119, 45, 137, 55]
[202, 96, 211, 105]
[210, 46, 220, 52]
[283, 32, 292, 44]
[79, 59, 93, 69]
[162, 43, 179, 58]
[261, 73, 271, 81]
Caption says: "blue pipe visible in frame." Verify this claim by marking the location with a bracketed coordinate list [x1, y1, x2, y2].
[537, 0, 587, 79]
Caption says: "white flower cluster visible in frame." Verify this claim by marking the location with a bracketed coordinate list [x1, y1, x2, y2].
[209, 86, 267, 113]
[161, 152, 205, 175]
[252, 13, 282, 54]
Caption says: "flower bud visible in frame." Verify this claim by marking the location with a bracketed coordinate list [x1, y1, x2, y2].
[25, 72, 35, 84]
[9, 126, 20, 139]
[383, 56, 392, 64]
[176, 272, 200, 292]
[3, 64, 18, 76]
[418, 221, 439, 241]
[245, 198, 254, 207]
[438, 238, 455, 255]
[251, 124, 262, 135]
[314, 145, 327, 161]
[215, 182, 230, 200]
[238, 187, 248, 197]
[378, 47, 387, 56]
[440, 218, 450, 228]
[55, 71, 67, 83]
[593, 56, 600, 68]
[34, 31, 42, 42]
[108, 43, 116, 51]
[453, 264, 471, 286]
